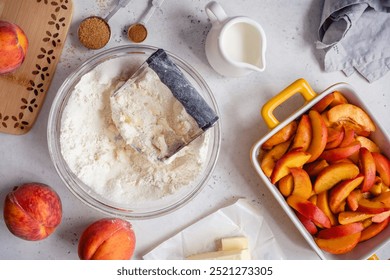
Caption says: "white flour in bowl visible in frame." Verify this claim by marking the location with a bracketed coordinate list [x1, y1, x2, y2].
[110, 66, 203, 162]
[60, 58, 209, 205]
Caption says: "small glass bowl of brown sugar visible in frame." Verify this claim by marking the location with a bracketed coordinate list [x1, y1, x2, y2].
[78, 16, 111, 50]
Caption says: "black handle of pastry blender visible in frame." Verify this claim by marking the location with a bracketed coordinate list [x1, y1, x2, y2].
[146, 49, 219, 131]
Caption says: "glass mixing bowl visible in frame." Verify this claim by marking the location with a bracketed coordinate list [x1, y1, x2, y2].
[47, 45, 221, 219]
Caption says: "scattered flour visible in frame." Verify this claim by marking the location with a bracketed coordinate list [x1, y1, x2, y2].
[60, 58, 209, 206]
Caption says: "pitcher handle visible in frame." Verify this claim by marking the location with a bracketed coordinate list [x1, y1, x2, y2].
[261, 78, 317, 129]
[205, 1, 228, 24]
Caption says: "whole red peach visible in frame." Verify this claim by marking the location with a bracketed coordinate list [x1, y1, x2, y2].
[78, 218, 136, 260]
[0, 20, 28, 75]
[3, 182, 62, 241]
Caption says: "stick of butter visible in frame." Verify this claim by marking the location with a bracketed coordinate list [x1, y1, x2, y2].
[217, 236, 249, 251]
[186, 249, 251, 260]
[186, 236, 250, 260]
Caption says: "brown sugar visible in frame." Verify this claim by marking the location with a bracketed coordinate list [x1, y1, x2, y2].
[78, 17, 110, 49]
[127, 23, 148, 43]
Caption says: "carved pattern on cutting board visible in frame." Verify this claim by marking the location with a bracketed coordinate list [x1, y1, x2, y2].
[0, 0, 71, 132]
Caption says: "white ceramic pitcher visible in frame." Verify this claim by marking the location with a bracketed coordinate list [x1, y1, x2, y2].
[205, 1, 267, 77]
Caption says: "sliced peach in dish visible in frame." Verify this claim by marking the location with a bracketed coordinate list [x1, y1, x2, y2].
[357, 198, 388, 214]
[315, 232, 361, 254]
[342, 122, 371, 137]
[278, 174, 293, 197]
[325, 126, 345, 149]
[327, 104, 376, 134]
[316, 190, 338, 226]
[372, 191, 390, 208]
[359, 147, 376, 192]
[319, 141, 361, 162]
[359, 218, 389, 242]
[339, 126, 355, 148]
[338, 211, 375, 224]
[326, 126, 344, 143]
[372, 152, 390, 186]
[329, 91, 348, 107]
[311, 94, 335, 113]
[321, 111, 332, 127]
[270, 150, 311, 184]
[334, 200, 347, 213]
[371, 210, 390, 223]
[304, 159, 329, 177]
[355, 136, 380, 153]
[290, 114, 312, 152]
[362, 219, 373, 228]
[260, 140, 291, 177]
[296, 212, 318, 235]
[309, 194, 317, 205]
[290, 167, 312, 199]
[369, 177, 383, 196]
[329, 175, 364, 214]
[313, 162, 360, 194]
[261, 121, 297, 150]
[316, 222, 364, 239]
[306, 110, 328, 163]
[347, 189, 364, 211]
[333, 158, 354, 164]
[287, 195, 331, 228]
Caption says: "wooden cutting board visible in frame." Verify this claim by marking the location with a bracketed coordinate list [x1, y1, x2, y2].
[0, 0, 73, 134]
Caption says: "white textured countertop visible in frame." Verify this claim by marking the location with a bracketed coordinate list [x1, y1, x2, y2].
[0, 0, 389, 260]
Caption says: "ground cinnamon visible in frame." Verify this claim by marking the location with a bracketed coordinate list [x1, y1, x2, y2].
[127, 23, 147, 43]
[78, 17, 110, 49]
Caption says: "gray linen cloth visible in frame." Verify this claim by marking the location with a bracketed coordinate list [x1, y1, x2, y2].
[316, 0, 390, 82]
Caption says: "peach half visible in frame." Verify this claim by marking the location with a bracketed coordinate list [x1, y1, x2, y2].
[78, 218, 136, 260]
[3, 183, 62, 241]
[0, 20, 28, 74]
